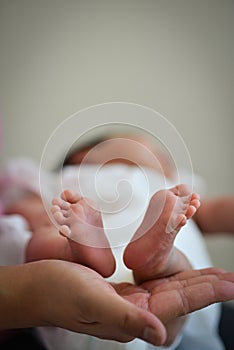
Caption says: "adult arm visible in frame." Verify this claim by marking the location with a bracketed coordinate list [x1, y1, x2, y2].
[0, 260, 166, 345]
[1, 260, 234, 347]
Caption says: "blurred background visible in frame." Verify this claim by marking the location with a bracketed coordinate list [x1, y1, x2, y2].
[0, 0, 233, 270]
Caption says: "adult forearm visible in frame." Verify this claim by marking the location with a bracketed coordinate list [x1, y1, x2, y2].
[0, 262, 46, 330]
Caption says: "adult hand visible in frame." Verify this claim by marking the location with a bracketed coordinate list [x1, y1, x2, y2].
[0, 260, 165, 345]
[114, 267, 234, 345]
[1, 261, 234, 347]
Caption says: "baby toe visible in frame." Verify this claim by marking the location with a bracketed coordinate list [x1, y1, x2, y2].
[54, 211, 66, 225]
[166, 213, 186, 233]
[190, 198, 200, 210]
[185, 205, 197, 219]
[61, 208, 72, 218]
[61, 189, 82, 204]
[59, 225, 71, 237]
[52, 197, 65, 208]
[172, 184, 192, 197]
[59, 200, 70, 210]
[51, 205, 60, 214]
[174, 213, 187, 228]
[52, 197, 61, 206]
[191, 192, 200, 200]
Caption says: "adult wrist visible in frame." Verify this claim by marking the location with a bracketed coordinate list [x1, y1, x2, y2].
[0, 261, 52, 330]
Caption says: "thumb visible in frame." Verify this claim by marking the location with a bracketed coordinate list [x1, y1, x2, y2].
[96, 293, 167, 346]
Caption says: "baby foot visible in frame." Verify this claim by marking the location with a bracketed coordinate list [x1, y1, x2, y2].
[51, 189, 115, 277]
[123, 184, 200, 281]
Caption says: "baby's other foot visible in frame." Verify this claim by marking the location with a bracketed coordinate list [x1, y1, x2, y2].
[51, 189, 115, 277]
[123, 184, 200, 280]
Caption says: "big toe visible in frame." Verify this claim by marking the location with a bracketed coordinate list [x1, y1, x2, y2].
[171, 184, 192, 197]
[61, 189, 82, 204]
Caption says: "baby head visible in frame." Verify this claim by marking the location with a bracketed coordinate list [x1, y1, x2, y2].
[63, 133, 175, 179]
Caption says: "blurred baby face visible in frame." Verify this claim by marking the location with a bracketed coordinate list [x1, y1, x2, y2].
[66, 134, 174, 179]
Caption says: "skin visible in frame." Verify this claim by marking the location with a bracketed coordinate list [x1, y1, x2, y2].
[194, 196, 234, 235]
[5, 200, 234, 345]
[1, 260, 234, 346]
[123, 184, 200, 282]
[2, 186, 203, 346]
[2, 134, 234, 345]
[65, 134, 175, 180]
[65, 134, 234, 237]
[50, 185, 200, 346]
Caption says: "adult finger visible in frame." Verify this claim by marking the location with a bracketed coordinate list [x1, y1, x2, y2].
[142, 267, 228, 290]
[82, 291, 167, 346]
[149, 276, 234, 323]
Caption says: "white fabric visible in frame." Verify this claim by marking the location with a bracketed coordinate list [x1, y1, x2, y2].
[0, 215, 31, 266]
[0, 160, 225, 350]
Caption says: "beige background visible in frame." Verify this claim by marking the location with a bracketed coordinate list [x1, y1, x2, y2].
[0, 0, 234, 270]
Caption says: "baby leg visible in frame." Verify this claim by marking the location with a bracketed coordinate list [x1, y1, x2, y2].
[51, 189, 115, 277]
[123, 184, 200, 283]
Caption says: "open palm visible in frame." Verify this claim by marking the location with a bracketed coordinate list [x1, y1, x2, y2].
[115, 267, 234, 323]
[46, 261, 234, 346]
[112, 267, 234, 345]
